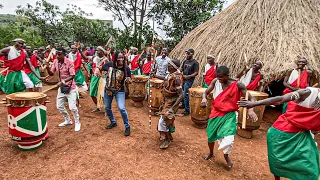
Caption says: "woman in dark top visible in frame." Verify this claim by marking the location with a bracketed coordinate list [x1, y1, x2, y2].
[101, 50, 132, 136]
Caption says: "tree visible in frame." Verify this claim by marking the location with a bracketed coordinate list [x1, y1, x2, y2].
[153, 0, 225, 42]
[15, 0, 115, 47]
[98, 0, 156, 49]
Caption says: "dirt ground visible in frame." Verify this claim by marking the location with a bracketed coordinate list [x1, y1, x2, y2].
[0, 90, 319, 180]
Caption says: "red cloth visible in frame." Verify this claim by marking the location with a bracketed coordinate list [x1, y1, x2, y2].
[246, 73, 261, 91]
[24, 54, 39, 74]
[73, 52, 82, 73]
[0, 56, 4, 60]
[209, 81, 242, 118]
[130, 55, 140, 71]
[273, 101, 320, 133]
[45, 52, 56, 62]
[283, 70, 308, 94]
[142, 61, 152, 75]
[204, 65, 217, 85]
[2, 49, 26, 75]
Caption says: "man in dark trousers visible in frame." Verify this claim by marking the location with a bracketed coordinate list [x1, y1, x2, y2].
[179, 49, 199, 115]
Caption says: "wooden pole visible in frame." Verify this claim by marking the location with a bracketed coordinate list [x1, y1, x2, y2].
[0, 67, 9, 74]
[297, 69, 301, 88]
[242, 91, 249, 129]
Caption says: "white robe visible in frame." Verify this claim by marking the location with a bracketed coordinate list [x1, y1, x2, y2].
[239, 68, 253, 87]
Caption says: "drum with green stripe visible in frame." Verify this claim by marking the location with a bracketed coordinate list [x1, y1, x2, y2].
[6, 92, 48, 150]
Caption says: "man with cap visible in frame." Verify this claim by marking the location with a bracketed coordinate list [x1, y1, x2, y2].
[0, 38, 43, 94]
[44, 47, 81, 132]
[128, 47, 141, 75]
[179, 49, 199, 115]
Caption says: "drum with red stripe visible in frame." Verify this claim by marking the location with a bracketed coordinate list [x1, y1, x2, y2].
[5, 92, 48, 150]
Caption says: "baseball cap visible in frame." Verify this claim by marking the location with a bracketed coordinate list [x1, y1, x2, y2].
[185, 49, 195, 54]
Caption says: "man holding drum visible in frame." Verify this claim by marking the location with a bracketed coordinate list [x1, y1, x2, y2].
[101, 50, 132, 136]
[44, 47, 81, 132]
[201, 66, 257, 169]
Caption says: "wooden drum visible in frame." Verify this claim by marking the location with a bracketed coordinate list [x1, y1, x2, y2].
[237, 90, 269, 139]
[40, 66, 59, 85]
[189, 87, 213, 128]
[149, 78, 164, 115]
[4, 92, 49, 150]
[129, 75, 148, 107]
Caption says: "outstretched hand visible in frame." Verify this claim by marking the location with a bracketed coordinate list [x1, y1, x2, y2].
[237, 97, 255, 108]
[248, 109, 258, 122]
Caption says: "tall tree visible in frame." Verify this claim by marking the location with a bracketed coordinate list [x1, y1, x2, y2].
[98, 0, 156, 49]
[153, 0, 225, 42]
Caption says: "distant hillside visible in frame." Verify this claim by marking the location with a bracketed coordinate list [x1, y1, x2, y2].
[0, 14, 17, 26]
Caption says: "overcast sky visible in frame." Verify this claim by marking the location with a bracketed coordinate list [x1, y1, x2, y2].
[1, 0, 236, 37]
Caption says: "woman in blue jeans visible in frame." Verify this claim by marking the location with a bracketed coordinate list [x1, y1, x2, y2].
[101, 50, 132, 136]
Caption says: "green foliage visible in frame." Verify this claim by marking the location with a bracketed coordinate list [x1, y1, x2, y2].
[0, 23, 45, 47]
[153, 0, 225, 42]
[13, 0, 115, 47]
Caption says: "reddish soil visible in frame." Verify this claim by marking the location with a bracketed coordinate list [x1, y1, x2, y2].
[0, 91, 319, 180]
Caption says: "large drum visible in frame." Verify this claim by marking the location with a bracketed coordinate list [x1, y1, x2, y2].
[129, 75, 148, 107]
[237, 91, 269, 138]
[4, 92, 49, 150]
[189, 87, 213, 128]
[149, 78, 164, 115]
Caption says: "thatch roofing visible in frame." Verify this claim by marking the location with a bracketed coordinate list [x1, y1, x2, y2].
[170, 0, 320, 85]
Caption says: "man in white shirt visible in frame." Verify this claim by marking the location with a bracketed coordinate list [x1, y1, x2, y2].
[154, 48, 170, 78]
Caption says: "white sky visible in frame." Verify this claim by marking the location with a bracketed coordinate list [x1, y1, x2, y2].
[0, 0, 236, 37]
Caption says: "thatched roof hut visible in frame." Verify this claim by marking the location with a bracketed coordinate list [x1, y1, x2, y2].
[170, 0, 320, 86]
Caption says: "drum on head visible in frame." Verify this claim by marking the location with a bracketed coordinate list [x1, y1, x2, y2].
[5, 92, 49, 150]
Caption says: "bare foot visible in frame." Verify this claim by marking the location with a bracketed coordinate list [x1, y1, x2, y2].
[160, 140, 170, 149]
[224, 154, 233, 169]
[203, 153, 214, 160]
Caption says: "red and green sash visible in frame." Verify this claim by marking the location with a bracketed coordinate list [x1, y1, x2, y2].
[246, 73, 261, 91]
[2, 49, 26, 76]
[73, 52, 82, 73]
[142, 61, 152, 75]
[274, 101, 320, 133]
[283, 70, 308, 95]
[209, 81, 241, 118]
[130, 55, 140, 71]
[204, 65, 216, 86]
[24, 54, 39, 74]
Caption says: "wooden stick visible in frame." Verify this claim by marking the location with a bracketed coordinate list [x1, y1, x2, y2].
[0, 67, 9, 74]
[242, 91, 249, 129]
[312, 83, 318, 87]
[216, 51, 222, 64]
[297, 69, 301, 88]
[42, 85, 58, 94]
[244, 53, 248, 64]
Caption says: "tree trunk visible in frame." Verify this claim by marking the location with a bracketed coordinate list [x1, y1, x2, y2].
[133, 0, 138, 48]
[138, 0, 147, 49]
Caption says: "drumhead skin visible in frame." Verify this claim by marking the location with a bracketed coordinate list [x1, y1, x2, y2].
[7, 92, 47, 100]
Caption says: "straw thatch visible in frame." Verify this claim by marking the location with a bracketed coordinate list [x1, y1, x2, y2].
[170, 0, 320, 86]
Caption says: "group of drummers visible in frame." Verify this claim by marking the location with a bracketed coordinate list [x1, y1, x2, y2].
[0, 38, 319, 180]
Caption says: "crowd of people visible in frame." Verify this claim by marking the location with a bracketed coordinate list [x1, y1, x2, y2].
[0, 38, 319, 180]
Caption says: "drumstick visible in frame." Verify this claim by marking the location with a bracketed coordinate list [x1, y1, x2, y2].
[242, 91, 249, 129]
[0, 67, 9, 74]
[216, 51, 221, 64]
[297, 69, 301, 88]
[43, 48, 55, 69]
[42, 85, 58, 94]
[312, 83, 318, 87]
